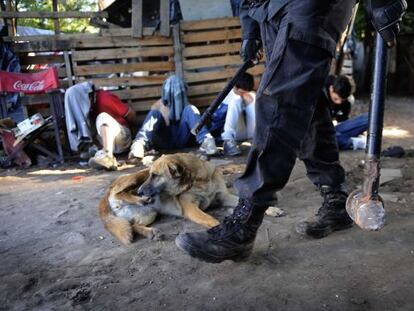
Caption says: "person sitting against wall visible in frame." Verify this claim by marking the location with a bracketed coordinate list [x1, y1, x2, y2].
[324, 75, 368, 150]
[128, 75, 218, 160]
[64, 82, 135, 170]
[181, 72, 256, 157]
[219, 72, 256, 156]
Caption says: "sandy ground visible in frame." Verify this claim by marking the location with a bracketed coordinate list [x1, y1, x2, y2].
[0, 97, 413, 311]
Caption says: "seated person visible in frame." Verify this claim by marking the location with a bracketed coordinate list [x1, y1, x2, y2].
[220, 72, 256, 156]
[64, 82, 135, 170]
[128, 75, 218, 159]
[324, 75, 368, 150]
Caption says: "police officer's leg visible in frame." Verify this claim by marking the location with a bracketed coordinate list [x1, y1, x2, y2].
[300, 98, 345, 187]
[235, 36, 332, 205]
[176, 23, 333, 263]
[297, 96, 353, 238]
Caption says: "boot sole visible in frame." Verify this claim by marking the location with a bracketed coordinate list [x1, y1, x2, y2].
[296, 221, 353, 239]
[175, 235, 252, 263]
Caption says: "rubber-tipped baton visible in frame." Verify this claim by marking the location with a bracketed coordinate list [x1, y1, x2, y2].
[191, 59, 254, 135]
[346, 33, 389, 230]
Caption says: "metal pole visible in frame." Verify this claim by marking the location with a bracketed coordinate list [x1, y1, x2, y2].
[345, 33, 389, 231]
[365, 33, 388, 197]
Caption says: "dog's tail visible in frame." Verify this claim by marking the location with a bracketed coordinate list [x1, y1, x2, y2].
[98, 191, 133, 245]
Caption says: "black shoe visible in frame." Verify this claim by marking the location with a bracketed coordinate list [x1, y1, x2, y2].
[175, 199, 266, 263]
[296, 185, 353, 239]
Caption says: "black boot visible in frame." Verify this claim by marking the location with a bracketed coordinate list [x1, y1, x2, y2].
[296, 185, 353, 238]
[175, 199, 266, 263]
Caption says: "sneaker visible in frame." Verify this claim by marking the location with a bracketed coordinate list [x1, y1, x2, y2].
[88, 150, 118, 171]
[175, 199, 267, 263]
[296, 185, 353, 238]
[80, 144, 98, 160]
[350, 136, 367, 150]
[129, 140, 146, 159]
[223, 139, 241, 156]
[199, 135, 218, 155]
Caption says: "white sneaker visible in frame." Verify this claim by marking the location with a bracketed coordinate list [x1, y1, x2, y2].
[88, 150, 118, 170]
[350, 136, 367, 150]
[199, 135, 218, 155]
[129, 140, 146, 159]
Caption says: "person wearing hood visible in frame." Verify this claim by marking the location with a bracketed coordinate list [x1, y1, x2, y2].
[129, 75, 218, 159]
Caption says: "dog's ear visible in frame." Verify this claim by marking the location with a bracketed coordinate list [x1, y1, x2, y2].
[168, 162, 182, 179]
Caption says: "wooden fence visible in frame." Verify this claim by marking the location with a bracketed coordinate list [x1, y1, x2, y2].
[4, 17, 264, 118]
[180, 17, 264, 108]
[71, 35, 174, 114]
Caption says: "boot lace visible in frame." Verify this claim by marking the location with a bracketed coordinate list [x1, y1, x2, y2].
[316, 193, 347, 216]
[208, 199, 252, 235]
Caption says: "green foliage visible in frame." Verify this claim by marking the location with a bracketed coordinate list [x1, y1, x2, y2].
[401, 10, 414, 34]
[16, 0, 98, 33]
[354, 6, 368, 40]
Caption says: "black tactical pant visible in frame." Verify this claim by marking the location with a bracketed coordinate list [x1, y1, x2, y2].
[235, 15, 346, 205]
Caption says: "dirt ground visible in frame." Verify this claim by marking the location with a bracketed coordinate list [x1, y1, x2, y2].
[1, 97, 413, 311]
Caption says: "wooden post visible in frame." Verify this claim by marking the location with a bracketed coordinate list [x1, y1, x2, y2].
[0, 0, 6, 28]
[160, 0, 170, 37]
[131, 0, 143, 38]
[172, 23, 183, 78]
[6, 0, 15, 37]
[63, 51, 73, 87]
[52, 0, 60, 34]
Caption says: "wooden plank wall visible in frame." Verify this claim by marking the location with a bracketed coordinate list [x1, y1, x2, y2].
[180, 17, 264, 109]
[71, 35, 174, 114]
[7, 17, 264, 115]
[11, 39, 73, 105]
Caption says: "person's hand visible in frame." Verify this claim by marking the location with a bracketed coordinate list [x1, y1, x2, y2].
[240, 39, 263, 62]
[367, 0, 407, 47]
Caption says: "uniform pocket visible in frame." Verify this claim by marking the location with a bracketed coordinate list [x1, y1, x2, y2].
[257, 23, 290, 95]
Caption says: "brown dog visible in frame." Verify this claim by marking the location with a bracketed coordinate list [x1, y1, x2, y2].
[99, 153, 238, 244]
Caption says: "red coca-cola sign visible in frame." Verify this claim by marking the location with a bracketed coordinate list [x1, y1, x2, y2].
[0, 68, 59, 94]
[13, 80, 46, 92]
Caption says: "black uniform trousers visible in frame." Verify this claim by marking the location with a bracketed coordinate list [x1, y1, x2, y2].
[235, 11, 347, 205]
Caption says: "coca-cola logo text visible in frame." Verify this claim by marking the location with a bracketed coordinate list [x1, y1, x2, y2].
[13, 80, 45, 92]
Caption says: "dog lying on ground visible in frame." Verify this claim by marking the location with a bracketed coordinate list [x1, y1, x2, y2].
[98, 153, 238, 245]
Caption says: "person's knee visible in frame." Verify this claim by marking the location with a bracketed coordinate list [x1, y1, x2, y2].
[96, 112, 121, 136]
[136, 109, 166, 142]
[183, 104, 200, 116]
[95, 112, 112, 131]
[146, 109, 164, 120]
[96, 112, 112, 124]
[142, 110, 165, 129]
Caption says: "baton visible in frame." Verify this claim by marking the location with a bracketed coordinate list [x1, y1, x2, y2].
[346, 33, 389, 231]
[191, 59, 254, 135]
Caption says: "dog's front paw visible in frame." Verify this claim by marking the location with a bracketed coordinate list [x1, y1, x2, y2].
[150, 228, 165, 241]
[140, 195, 154, 205]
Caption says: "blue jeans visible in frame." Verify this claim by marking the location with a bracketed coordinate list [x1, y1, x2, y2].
[335, 113, 369, 150]
[208, 103, 228, 140]
[135, 105, 213, 149]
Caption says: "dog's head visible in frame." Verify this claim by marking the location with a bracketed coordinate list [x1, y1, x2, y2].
[137, 155, 192, 197]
